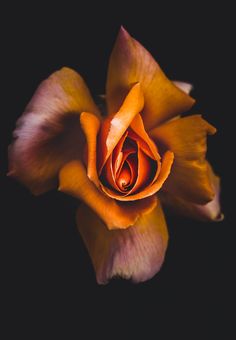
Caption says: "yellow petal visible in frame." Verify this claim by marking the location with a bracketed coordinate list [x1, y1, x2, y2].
[150, 115, 216, 204]
[160, 163, 223, 222]
[98, 82, 144, 172]
[59, 160, 157, 230]
[8, 67, 100, 195]
[106, 27, 195, 130]
[76, 198, 168, 284]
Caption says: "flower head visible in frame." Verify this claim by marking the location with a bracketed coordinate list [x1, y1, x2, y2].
[8, 27, 223, 284]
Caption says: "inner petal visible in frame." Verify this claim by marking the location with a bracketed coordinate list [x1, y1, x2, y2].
[99, 115, 163, 199]
[115, 139, 137, 178]
[128, 146, 154, 195]
[128, 129, 156, 159]
[112, 131, 128, 173]
[113, 135, 136, 177]
[117, 162, 132, 191]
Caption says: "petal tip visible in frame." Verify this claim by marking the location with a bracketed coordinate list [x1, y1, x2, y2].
[216, 213, 224, 222]
[115, 25, 132, 49]
[119, 25, 130, 38]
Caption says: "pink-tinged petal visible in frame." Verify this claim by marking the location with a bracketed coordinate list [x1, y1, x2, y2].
[76, 198, 168, 284]
[8, 67, 100, 195]
[160, 164, 223, 222]
[59, 160, 157, 230]
[106, 27, 195, 130]
[173, 81, 193, 94]
[150, 115, 216, 204]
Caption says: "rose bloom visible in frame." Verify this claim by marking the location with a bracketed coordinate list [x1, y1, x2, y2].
[8, 27, 223, 284]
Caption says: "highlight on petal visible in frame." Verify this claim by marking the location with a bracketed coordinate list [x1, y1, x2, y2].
[160, 164, 223, 222]
[150, 115, 217, 204]
[59, 160, 157, 230]
[8, 67, 100, 195]
[173, 81, 193, 95]
[76, 198, 168, 284]
[106, 27, 195, 130]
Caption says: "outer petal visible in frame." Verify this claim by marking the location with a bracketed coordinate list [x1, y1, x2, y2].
[106, 27, 195, 130]
[8, 67, 100, 195]
[160, 164, 223, 222]
[76, 199, 168, 284]
[150, 115, 217, 204]
[59, 160, 157, 230]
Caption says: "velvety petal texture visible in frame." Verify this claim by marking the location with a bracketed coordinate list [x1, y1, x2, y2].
[8, 67, 100, 194]
[76, 199, 168, 284]
[150, 115, 217, 204]
[106, 27, 195, 130]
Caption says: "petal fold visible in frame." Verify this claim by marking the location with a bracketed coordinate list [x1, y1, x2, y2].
[59, 160, 157, 230]
[106, 27, 195, 130]
[160, 164, 223, 222]
[76, 198, 168, 284]
[150, 115, 217, 204]
[8, 67, 100, 194]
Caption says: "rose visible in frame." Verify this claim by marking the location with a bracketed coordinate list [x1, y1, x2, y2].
[8, 27, 223, 284]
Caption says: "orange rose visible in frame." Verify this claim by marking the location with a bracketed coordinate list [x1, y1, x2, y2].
[8, 27, 223, 284]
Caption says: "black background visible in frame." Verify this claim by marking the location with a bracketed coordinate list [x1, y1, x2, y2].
[2, 3, 234, 338]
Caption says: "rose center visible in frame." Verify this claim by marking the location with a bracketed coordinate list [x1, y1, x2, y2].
[117, 162, 131, 190]
[100, 128, 160, 197]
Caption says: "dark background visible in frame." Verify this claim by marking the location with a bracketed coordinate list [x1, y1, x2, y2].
[1, 3, 234, 337]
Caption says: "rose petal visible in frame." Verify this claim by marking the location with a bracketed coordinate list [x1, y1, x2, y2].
[173, 81, 193, 94]
[112, 131, 128, 175]
[8, 67, 100, 195]
[102, 155, 121, 192]
[117, 162, 132, 190]
[80, 112, 101, 186]
[127, 147, 153, 195]
[130, 113, 160, 160]
[98, 82, 144, 172]
[101, 150, 174, 201]
[150, 115, 217, 204]
[59, 160, 157, 230]
[160, 163, 223, 222]
[76, 198, 168, 284]
[106, 27, 195, 130]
